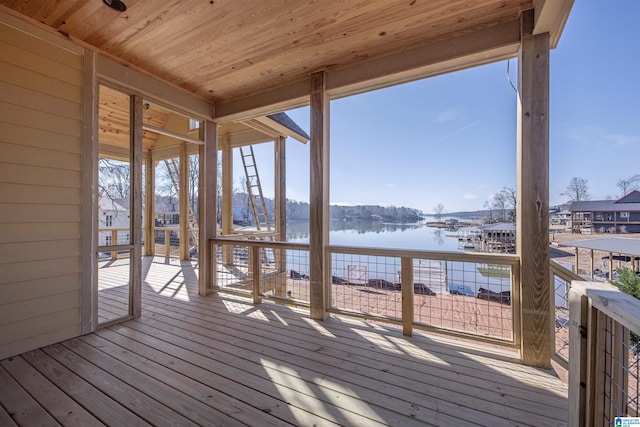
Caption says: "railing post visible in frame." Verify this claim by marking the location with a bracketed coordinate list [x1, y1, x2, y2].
[111, 229, 118, 260]
[568, 283, 591, 426]
[251, 246, 262, 304]
[164, 229, 170, 256]
[401, 257, 414, 336]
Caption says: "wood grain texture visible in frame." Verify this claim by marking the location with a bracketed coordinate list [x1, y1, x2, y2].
[516, 10, 551, 368]
[309, 71, 329, 320]
[1, 0, 545, 105]
[1, 258, 569, 426]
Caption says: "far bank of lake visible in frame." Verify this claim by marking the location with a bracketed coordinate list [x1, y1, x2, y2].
[286, 219, 463, 252]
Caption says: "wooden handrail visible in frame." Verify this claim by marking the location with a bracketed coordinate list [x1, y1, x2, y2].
[327, 244, 520, 265]
[568, 280, 640, 425]
[212, 236, 310, 251]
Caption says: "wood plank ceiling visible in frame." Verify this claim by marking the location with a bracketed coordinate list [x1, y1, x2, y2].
[1, 0, 533, 106]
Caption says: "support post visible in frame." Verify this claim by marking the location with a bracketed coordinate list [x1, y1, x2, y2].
[144, 154, 154, 256]
[81, 51, 97, 334]
[180, 142, 189, 259]
[199, 120, 218, 296]
[274, 136, 287, 274]
[131, 94, 143, 318]
[221, 140, 233, 264]
[309, 71, 330, 320]
[517, 9, 551, 368]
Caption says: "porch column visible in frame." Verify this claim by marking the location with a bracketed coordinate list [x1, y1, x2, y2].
[275, 135, 287, 244]
[179, 142, 189, 259]
[199, 120, 218, 296]
[131, 95, 143, 318]
[221, 139, 233, 264]
[274, 136, 287, 297]
[144, 153, 154, 256]
[517, 9, 551, 368]
[309, 71, 330, 320]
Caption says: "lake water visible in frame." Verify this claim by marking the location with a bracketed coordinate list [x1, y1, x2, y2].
[283, 219, 515, 296]
[287, 219, 464, 251]
[285, 219, 569, 307]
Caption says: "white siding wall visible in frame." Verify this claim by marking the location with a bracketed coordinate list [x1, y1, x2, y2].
[0, 17, 84, 359]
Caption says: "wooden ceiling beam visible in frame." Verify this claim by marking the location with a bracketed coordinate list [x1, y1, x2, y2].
[327, 18, 521, 99]
[214, 79, 310, 123]
[96, 55, 213, 120]
[142, 123, 204, 146]
[214, 19, 521, 122]
[219, 129, 274, 149]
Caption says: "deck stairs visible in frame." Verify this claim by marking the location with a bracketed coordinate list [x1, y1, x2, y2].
[163, 158, 198, 256]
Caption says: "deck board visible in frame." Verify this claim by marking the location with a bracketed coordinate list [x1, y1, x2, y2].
[1, 257, 569, 426]
[0, 355, 102, 427]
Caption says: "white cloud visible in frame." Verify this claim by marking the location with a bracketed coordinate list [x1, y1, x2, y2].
[462, 192, 478, 200]
[435, 108, 459, 122]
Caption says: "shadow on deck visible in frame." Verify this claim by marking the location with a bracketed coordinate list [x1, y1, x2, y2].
[0, 257, 568, 426]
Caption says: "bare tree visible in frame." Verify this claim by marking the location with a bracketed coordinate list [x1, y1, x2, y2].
[187, 154, 200, 221]
[562, 177, 590, 202]
[98, 158, 130, 201]
[433, 203, 445, 222]
[156, 161, 178, 212]
[617, 174, 640, 197]
[485, 187, 516, 223]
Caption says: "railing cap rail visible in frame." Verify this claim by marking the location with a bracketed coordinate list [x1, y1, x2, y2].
[326, 244, 520, 264]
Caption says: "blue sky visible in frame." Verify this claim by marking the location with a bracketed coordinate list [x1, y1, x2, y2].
[239, 1, 639, 214]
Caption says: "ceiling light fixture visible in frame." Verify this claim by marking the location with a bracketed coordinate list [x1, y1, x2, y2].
[103, 0, 127, 12]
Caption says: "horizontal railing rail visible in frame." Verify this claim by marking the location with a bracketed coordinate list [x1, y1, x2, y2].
[569, 280, 640, 425]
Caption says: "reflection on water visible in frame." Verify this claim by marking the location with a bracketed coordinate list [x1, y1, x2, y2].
[287, 219, 461, 252]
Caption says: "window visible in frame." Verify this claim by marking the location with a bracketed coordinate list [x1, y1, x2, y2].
[595, 213, 602, 221]
[620, 211, 630, 218]
[189, 118, 201, 132]
[105, 214, 113, 227]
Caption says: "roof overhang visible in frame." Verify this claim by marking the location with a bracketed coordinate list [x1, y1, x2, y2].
[559, 238, 640, 258]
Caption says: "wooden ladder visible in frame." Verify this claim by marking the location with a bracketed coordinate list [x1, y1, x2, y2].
[239, 146, 272, 231]
[163, 158, 199, 256]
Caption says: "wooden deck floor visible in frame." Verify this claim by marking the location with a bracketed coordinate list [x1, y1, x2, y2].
[0, 257, 568, 426]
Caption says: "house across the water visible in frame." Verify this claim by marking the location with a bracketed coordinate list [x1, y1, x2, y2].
[569, 190, 640, 234]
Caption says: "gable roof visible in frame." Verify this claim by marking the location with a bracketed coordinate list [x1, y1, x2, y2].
[98, 197, 129, 212]
[570, 191, 640, 213]
[616, 189, 640, 203]
[267, 112, 310, 141]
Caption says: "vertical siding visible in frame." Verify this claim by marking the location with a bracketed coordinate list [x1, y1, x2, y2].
[0, 19, 84, 359]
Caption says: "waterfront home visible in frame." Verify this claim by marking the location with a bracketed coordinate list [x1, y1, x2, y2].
[570, 190, 640, 234]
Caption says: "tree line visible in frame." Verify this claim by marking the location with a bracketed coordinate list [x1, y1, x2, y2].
[430, 173, 639, 226]
[561, 175, 640, 202]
